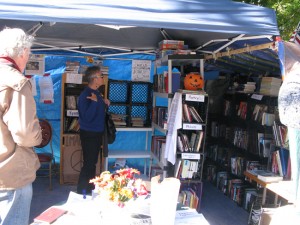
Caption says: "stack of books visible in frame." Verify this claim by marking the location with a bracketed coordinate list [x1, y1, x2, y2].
[259, 77, 282, 96]
[111, 114, 127, 127]
[131, 117, 144, 127]
[246, 169, 283, 182]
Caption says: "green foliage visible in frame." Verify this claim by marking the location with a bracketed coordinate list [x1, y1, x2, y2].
[235, 0, 300, 40]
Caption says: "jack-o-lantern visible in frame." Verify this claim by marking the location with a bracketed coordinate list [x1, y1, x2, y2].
[184, 73, 204, 90]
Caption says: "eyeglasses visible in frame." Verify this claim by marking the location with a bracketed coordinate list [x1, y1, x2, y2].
[92, 75, 104, 79]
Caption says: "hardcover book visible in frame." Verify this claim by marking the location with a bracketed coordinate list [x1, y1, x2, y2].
[34, 207, 67, 224]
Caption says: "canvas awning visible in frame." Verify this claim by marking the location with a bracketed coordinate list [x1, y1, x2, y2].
[0, 0, 280, 74]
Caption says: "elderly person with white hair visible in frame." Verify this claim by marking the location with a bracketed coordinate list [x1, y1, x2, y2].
[0, 28, 42, 225]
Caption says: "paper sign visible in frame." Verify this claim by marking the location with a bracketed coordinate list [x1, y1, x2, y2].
[25, 54, 45, 76]
[185, 94, 205, 102]
[66, 73, 83, 84]
[67, 110, 79, 117]
[251, 94, 263, 100]
[181, 153, 201, 160]
[183, 123, 202, 130]
[28, 76, 37, 96]
[132, 60, 151, 81]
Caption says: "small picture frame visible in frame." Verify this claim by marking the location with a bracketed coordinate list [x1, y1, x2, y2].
[25, 54, 45, 75]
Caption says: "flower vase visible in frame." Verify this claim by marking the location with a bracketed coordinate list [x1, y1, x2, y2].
[93, 192, 130, 224]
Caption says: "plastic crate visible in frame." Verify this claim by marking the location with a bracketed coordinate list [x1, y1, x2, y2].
[108, 104, 128, 115]
[108, 80, 130, 103]
[130, 82, 152, 104]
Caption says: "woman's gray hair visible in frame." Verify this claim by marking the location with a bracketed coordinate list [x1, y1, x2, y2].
[0, 27, 34, 58]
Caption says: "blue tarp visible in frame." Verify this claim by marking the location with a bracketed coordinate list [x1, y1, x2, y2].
[34, 54, 156, 170]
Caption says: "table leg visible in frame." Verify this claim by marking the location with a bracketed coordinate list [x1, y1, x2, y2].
[262, 187, 267, 205]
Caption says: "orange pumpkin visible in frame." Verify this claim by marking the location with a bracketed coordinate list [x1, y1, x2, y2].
[184, 73, 204, 90]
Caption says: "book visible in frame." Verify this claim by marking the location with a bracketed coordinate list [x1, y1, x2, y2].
[194, 131, 203, 152]
[275, 150, 283, 177]
[34, 207, 67, 224]
[188, 106, 203, 123]
[278, 147, 290, 177]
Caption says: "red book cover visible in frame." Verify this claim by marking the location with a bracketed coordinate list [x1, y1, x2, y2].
[34, 207, 67, 224]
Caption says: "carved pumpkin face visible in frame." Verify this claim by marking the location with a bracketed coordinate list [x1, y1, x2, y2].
[184, 73, 204, 90]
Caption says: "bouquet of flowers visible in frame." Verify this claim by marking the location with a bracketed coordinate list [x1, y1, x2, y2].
[89, 168, 148, 207]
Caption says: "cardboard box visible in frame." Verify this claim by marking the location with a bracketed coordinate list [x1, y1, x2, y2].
[60, 134, 101, 185]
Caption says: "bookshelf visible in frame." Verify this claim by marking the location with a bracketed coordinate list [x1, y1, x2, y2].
[151, 54, 208, 212]
[205, 91, 290, 210]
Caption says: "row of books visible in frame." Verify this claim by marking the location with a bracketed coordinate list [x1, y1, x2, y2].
[224, 99, 278, 124]
[206, 145, 229, 167]
[213, 171, 259, 209]
[64, 117, 80, 132]
[230, 156, 245, 177]
[237, 101, 247, 119]
[151, 136, 167, 166]
[210, 121, 249, 149]
[177, 131, 203, 153]
[233, 127, 248, 149]
[65, 95, 78, 110]
[152, 106, 168, 129]
[210, 120, 280, 157]
[182, 103, 204, 123]
[252, 104, 268, 122]
[65, 61, 108, 76]
[272, 122, 288, 148]
[269, 147, 290, 179]
[178, 182, 203, 212]
[175, 159, 199, 179]
[153, 72, 181, 93]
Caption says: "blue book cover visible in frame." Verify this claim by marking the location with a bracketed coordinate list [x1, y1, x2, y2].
[279, 147, 289, 177]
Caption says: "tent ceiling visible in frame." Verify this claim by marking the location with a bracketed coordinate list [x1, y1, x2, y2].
[0, 0, 280, 75]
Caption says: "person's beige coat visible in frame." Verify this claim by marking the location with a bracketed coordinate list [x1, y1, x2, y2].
[0, 64, 42, 190]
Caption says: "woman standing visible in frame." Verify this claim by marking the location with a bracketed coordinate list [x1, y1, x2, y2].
[77, 66, 110, 194]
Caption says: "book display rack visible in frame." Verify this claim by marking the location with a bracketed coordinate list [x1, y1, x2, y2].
[150, 54, 208, 212]
[205, 91, 290, 213]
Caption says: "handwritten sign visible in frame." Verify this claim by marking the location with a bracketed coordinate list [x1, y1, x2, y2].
[183, 123, 202, 130]
[185, 94, 205, 102]
[181, 153, 201, 160]
[66, 110, 79, 117]
[251, 93, 263, 101]
[132, 60, 151, 81]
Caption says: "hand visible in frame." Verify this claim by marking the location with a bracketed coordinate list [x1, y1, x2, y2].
[104, 99, 110, 106]
[86, 93, 97, 102]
